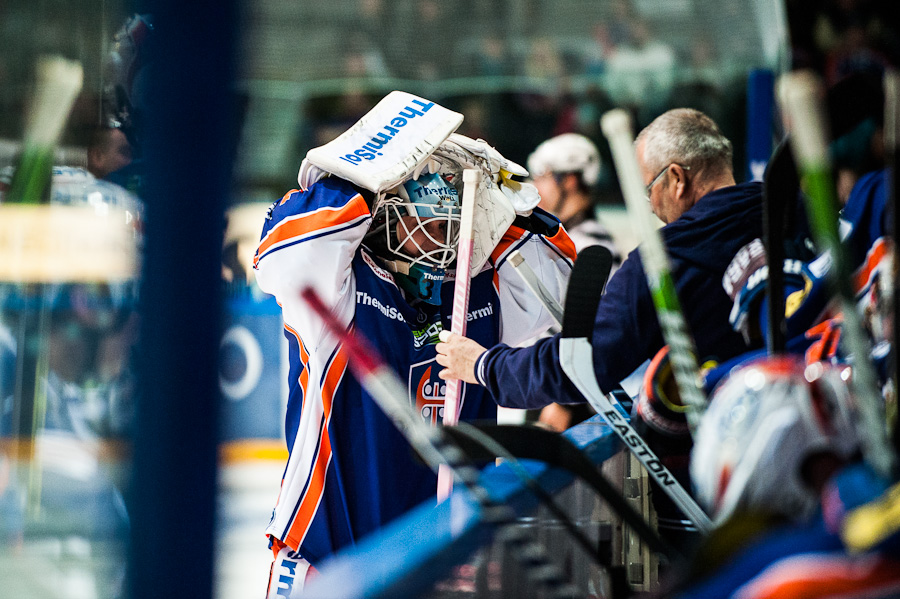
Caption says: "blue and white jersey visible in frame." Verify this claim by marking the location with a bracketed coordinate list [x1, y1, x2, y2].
[253, 176, 574, 563]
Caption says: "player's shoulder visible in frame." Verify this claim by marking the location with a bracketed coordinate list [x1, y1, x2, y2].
[266, 177, 367, 222]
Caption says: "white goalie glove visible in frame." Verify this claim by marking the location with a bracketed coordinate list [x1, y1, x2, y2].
[427, 133, 541, 215]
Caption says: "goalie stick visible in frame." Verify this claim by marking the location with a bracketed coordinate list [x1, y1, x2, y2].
[438, 168, 481, 501]
[558, 246, 714, 534]
[778, 70, 897, 478]
[302, 287, 583, 599]
[600, 109, 707, 437]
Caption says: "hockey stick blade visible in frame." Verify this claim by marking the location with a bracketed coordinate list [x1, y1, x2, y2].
[302, 287, 583, 599]
[561, 245, 613, 339]
[558, 247, 714, 533]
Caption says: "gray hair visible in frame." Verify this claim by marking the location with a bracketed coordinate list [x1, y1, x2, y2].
[636, 108, 733, 178]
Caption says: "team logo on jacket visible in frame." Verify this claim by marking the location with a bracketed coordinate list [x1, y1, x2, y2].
[408, 357, 450, 425]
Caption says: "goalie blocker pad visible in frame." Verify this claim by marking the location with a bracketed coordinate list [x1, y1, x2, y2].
[298, 91, 463, 195]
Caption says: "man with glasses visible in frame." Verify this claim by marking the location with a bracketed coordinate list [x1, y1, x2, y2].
[438, 107, 763, 421]
[438, 108, 764, 548]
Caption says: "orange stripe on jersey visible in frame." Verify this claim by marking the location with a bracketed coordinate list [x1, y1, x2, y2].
[285, 323, 311, 398]
[490, 226, 526, 265]
[284, 345, 349, 549]
[736, 554, 900, 599]
[546, 225, 577, 262]
[269, 323, 311, 520]
[853, 237, 888, 293]
[280, 189, 301, 205]
[255, 194, 369, 267]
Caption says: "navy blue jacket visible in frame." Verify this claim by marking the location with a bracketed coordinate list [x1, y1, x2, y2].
[476, 182, 765, 408]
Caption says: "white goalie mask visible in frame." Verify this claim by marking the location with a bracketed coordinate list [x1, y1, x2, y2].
[370, 172, 462, 269]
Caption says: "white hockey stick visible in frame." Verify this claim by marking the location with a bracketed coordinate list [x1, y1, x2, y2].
[778, 71, 897, 478]
[438, 168, 481, 500]
[600, 109, 707, 437]
[558, 247, 713, 534]
[509, 249, 564, 328]
[5, 56, 83, 516]
[302, 287, 581, 599]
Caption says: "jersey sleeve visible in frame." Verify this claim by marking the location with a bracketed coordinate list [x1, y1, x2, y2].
[253, 178, 371, 339]
[489, 210, 576, 347]
[477, 247, 662, 410]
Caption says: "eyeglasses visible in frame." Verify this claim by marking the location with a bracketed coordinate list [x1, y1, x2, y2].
[645, 163, 690, 201]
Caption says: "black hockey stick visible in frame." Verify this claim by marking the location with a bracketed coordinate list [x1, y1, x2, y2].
[762, 139, 799, 353]
[302, 287, 583, 599]
[557, 246, 714, 533]
[778, 70, 897, 478]
[443, 422, 679, 560]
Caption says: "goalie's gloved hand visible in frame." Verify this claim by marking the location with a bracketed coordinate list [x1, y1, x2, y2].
[428, 134, 540, 217]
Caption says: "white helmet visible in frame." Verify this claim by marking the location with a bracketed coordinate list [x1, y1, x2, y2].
[691, 356, 860, 524]
[527, 133, 602, 187]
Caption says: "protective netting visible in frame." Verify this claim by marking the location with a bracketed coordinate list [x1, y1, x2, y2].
[239, 0, 786, 91]
[234, 0, 788, 195]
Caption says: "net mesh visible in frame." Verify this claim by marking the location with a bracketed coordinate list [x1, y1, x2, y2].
[239, 0, 783, 88]
[234, 0, 788, 195]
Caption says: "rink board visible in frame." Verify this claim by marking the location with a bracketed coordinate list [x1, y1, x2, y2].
[303, 416, 621, 598]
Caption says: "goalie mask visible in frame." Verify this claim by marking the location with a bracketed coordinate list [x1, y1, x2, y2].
[366, 172, 461, 303]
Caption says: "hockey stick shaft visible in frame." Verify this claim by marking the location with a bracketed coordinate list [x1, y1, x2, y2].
[600, 109, 707, 437]
[763, 140, 797, 353]
[438, 168, 481, 500]
[5, 57, 83, 516]
[302, 287, 582, 599]
[886, 69, 900, 452]
[509, 249, 564, 328]
[778, 70, 896, 478]
[559, 338, 713, 534]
